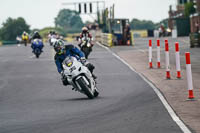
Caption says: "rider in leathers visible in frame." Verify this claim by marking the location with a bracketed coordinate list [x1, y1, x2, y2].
[53, 40, 96, 86]
[31, 31, 42, 40]
[78, 27, 94, 47]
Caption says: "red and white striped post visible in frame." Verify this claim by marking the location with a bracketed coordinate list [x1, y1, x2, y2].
[175, 42, 181, 78]
[157, 40, 161, 68]
[185, 52, 195, 100]
[165, 40, 171, 79]
[149, 40, 153, 68]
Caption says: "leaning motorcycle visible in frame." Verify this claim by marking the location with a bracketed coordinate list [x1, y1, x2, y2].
[32, 39, 43, 58]
[79, 37, 92, 59]
[62, 56, 99, 99]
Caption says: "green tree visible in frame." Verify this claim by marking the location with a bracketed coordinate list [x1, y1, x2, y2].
[184, 2, 196, 17]
[55, 9, 84, 33]
[0, 17, 30, 41]
[130, 19, 156, 30]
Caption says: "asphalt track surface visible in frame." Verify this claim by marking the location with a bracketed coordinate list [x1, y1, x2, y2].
[0, 43, 183, 133]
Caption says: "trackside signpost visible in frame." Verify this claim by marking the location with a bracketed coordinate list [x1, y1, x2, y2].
[185, 52, 195, 100]
[157, 40, 161, 68]
[149, 40, 153, 68]
[175, 42, 181, 79]
[165, 40, 171, 79]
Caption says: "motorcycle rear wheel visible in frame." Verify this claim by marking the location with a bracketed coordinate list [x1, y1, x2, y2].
[36, 54, 39, 58]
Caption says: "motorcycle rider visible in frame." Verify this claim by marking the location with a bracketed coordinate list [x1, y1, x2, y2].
[31, 31, 42, 40]
[48, 30, 58, 45]
[78, 27, 94, 47]
[48, 31, 53, 38]
[22, 31, 29, 41]
[21, 31, 29, 46]
[48, 30, 57, 38]
[31, 31, 43, 52]
[53, 39, 96, 86]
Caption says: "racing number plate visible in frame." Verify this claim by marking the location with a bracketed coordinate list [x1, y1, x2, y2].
[69, 66, 76, 73]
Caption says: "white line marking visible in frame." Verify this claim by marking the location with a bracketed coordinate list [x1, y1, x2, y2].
[139, 49, 145, 53]
[97, 42, 191, 133]
[29, 55, 35, 58]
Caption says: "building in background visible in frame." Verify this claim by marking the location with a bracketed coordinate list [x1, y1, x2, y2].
[177, 0, 191, 11]
[190, 0, 200, 33]
[168, 0, 194, 36]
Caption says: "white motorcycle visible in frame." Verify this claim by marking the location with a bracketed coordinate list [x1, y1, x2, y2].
[62, 56, 99, 99]
[49, 35, 57, 46]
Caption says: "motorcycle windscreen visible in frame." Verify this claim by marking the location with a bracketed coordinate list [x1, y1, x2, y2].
[64, 57, 74, 67]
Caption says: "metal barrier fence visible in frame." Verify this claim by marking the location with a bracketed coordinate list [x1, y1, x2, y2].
[132, 30, 148, 38]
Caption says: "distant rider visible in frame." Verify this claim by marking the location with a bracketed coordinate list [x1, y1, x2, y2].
[53, 40, 96, 86]
[48, 30, 58, 45]
[21, 31, 29, 41]
[78, 27, 94, 47]
[31, 31, 43, 52]
[21, 31, 29, 46]
[48, 30, 57, 39]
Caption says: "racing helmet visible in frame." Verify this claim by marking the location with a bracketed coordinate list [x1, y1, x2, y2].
[53, 40, 65, 55]
[34, 31, 39, 36]
[52, 31, 56, 34]
[49, 31, 52, 34]
[34, 31, 39, 34]
[82, 27, 88, 33]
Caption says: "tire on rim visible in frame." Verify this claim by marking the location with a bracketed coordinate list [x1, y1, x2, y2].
[35, 48, 40, 58]
[82, 47, 90, 59]
[77, 77, 94, 99]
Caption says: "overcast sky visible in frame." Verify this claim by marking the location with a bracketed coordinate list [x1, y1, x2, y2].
[0, 0, 176, 29]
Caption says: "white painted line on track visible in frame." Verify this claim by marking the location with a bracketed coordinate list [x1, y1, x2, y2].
[97, 42, 191, 133]
[29, 55, 35, 58]
[139, 49, 145, 53]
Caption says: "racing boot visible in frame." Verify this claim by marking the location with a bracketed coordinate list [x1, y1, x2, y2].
[62, 79, 69, 86]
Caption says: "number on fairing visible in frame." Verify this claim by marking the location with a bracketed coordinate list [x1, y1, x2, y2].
[69, 66, 76, 72]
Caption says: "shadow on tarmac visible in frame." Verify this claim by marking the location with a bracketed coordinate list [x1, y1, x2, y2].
[58, 96, 103, 101]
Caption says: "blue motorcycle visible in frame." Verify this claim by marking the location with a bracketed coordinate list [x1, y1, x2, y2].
[31, 39, 44, 58]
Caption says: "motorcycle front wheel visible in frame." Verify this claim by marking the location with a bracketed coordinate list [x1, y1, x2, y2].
[77, 77, 94, 99]
[94, 89, 99, 97]
[82, 47, 91, 59]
